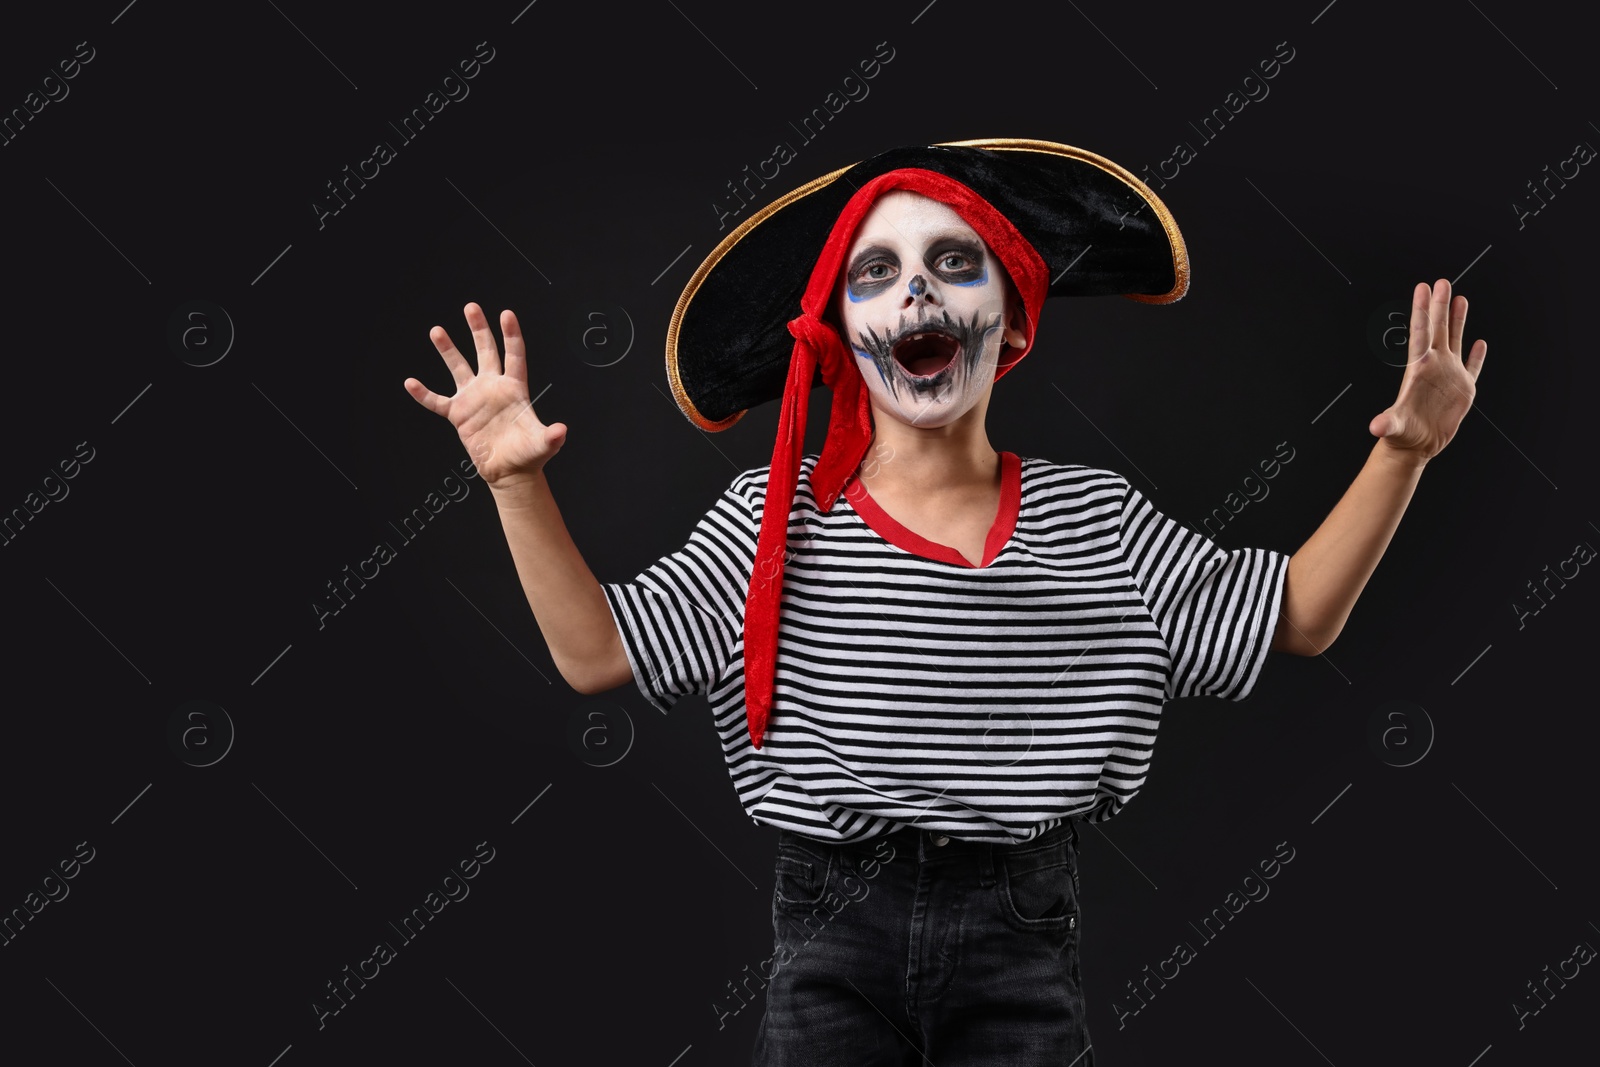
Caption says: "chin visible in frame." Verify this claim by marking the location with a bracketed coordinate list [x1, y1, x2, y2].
[881, 397, 977, 430]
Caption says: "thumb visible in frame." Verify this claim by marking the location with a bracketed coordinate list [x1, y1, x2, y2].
[545, 422, 569, 447]
[1369, 409, 1399, 439]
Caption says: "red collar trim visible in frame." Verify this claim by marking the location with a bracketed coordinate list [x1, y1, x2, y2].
[842, 452, 1020, 568]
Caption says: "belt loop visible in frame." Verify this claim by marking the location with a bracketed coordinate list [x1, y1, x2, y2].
[979, 841, 996, 888]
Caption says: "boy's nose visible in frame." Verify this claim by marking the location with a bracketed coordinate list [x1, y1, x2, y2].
[902, 274, 940, 308]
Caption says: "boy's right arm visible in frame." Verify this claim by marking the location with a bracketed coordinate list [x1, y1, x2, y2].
[404, 302, 632, 696]
[485, 471, 633, 694]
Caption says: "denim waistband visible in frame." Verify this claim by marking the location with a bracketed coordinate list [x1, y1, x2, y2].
[778, 817, 1078, 863]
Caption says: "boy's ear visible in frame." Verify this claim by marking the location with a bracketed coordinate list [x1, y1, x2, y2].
[1003, 292, 1031, 349]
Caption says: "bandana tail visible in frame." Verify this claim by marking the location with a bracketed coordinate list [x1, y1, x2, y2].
[743, 316, 872, 751]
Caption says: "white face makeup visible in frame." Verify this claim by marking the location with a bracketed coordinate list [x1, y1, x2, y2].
[833, 190, 1025, 429]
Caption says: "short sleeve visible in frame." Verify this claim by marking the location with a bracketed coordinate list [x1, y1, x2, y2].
[1116, 481, 1289, 702]
[600, 470, 760, 714]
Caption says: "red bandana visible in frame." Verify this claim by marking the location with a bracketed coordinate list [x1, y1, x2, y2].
[743, 167, 1050, 749]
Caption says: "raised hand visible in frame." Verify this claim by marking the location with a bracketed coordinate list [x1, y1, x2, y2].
[404, 303, 566, 489]
[1368, 278, 1488, 464]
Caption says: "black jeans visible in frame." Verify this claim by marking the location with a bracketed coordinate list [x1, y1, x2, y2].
[752, 820, 1092, 1066]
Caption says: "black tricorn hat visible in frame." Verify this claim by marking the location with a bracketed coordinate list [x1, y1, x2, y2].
[665, 137, 1189, 431]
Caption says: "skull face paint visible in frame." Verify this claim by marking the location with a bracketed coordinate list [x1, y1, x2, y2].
[833, 190, 1023, 429]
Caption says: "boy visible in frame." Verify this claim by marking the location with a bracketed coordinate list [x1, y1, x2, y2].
[404, 140, 1484, 1065]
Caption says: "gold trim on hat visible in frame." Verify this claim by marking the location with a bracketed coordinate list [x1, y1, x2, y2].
[665, 138, 1188, 432]
[665, 163, 853, 432]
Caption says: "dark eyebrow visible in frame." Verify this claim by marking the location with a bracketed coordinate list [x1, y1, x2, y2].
[847, 244, 898, 274]
[924, 233, 985, 257]
[924, 230, 983, 247]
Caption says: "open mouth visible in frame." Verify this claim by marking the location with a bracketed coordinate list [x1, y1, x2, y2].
[891, 331, 960, 378]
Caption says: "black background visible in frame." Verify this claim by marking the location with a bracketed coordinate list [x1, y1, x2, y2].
[2, 1, 1595, 1064]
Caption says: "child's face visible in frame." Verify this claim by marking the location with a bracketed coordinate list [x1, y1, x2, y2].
[833, 190, 1027, 429]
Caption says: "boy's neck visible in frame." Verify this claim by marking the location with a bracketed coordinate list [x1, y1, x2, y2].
[858, 406, 999, 495]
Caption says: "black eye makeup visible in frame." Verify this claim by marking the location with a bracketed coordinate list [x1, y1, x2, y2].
[927, 241, 986, 285]
[846, 245, 900, 302]
[845, 235, 989, 301]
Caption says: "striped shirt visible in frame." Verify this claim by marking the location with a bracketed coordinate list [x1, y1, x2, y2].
[602, 452, 1289, 845]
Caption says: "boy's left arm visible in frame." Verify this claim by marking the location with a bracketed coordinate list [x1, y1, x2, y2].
[1271, 278, 1489, 656]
